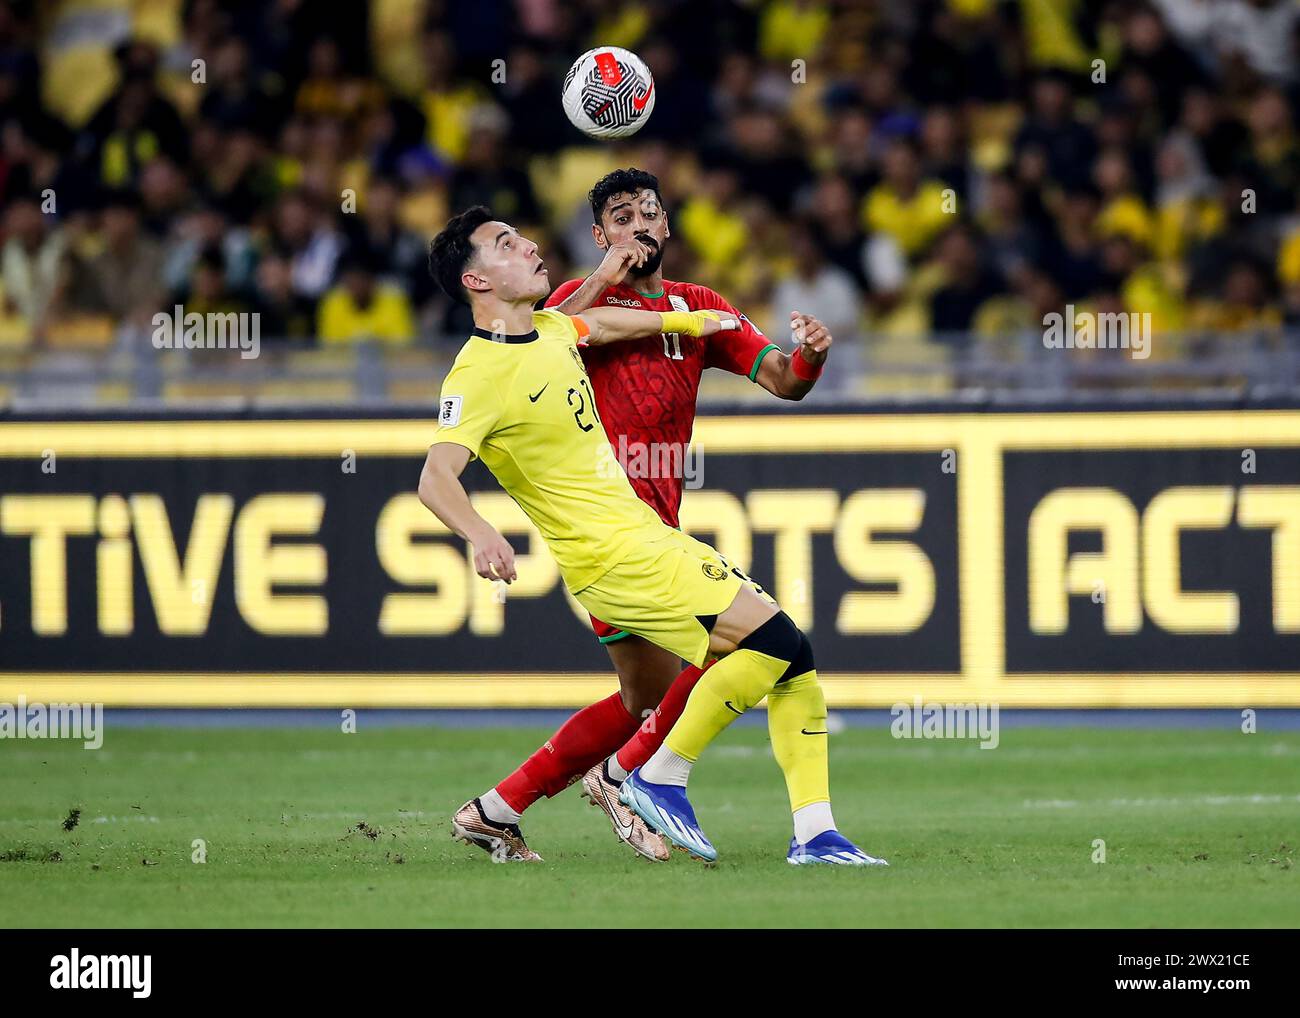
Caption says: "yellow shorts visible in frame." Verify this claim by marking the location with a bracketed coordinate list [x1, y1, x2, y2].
[575, 528, 766, 666]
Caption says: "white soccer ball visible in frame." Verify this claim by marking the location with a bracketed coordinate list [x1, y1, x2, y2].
[561, 46, 655, 140]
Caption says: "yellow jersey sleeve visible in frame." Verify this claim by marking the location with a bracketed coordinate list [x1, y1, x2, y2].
[431, 360, 503, 460]
[533, 308, 587, 346]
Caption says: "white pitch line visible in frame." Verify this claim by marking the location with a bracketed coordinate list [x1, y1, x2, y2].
[1023, 793, 1300, 809]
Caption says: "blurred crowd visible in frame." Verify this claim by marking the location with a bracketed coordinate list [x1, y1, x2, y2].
[3, 0, 1300, 372]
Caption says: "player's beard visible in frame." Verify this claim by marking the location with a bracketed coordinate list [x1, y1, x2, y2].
[628, 236, 665, 278]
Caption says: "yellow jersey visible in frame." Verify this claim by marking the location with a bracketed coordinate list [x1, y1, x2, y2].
[431, 309, 667, 592]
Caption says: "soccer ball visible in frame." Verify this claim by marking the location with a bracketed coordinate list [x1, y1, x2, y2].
[561, 46, 655, 140]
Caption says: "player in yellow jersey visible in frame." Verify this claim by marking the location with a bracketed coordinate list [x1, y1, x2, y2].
[420, 206, 886, 865]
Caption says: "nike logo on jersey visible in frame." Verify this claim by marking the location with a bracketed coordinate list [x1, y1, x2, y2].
[801, 728, 829, 735]
[529, 383, 549, 402]
[724, 700, 744, 716]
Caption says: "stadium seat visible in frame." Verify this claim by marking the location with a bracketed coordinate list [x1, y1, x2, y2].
[282, 347, 358, 373]
[95, 379, 134, 404]
[857, 331, 954, 397]
[161, 380, 253, 403]
[387, 378, 440, 403]
[697, 371, 764, 403]
[256, 379, 357, 404]
[43, 316, 116, 350]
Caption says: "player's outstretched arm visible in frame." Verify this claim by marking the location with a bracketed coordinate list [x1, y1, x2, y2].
[576, 308, 738, 346]
[418, 444, 518, 583]
[753, 311, 832, 401]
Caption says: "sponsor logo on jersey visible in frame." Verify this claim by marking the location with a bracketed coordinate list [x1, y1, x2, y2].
[606, 296, 642, 308]
[439, 396, 463, 427]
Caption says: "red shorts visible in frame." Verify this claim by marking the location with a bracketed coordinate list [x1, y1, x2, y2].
[590, 614, 631, 644]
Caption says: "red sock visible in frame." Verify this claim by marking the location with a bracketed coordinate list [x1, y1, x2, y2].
[615, 662, 709, 772]
[495, 692, 639, 813]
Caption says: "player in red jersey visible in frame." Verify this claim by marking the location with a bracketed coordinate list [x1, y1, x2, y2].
[459, 168, 832, 861]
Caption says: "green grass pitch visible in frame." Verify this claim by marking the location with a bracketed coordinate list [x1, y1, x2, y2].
[1, 722, 1297, 927]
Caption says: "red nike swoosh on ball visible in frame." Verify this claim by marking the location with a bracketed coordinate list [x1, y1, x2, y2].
[632, 82, 654, 111]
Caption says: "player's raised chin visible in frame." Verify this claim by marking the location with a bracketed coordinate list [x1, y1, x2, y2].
[461, 219, 551, 302]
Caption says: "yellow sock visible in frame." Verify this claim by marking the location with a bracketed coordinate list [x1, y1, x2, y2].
[766, 670, 830, 812]
[663, 647, 786, 761]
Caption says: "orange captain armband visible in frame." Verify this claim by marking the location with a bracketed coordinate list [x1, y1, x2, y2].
[571, 314, 590, 345]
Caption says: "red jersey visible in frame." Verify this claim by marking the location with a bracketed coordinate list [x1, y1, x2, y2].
[545, 278, 778, 527]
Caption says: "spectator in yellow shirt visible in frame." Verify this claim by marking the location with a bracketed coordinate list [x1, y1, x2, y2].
[420, 31, 490, 164]
[317, 251, 415, 345]
[678, 165, 751, 282]
[1188, 259, 1282, 339]
[758, 0, 832, 64]
[1094, 147, 1155, 249]
[294, 37, 383, 124]
[862, 136, 951, 259]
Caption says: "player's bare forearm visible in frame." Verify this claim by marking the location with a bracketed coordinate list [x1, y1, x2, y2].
[576, 308, 737, 346]
[576, 307, 666, 344]
[418, 445, 488, 541]
[554, 241, 654, 313]
[755, 311, 832, 401]
[418, 444, 517, 581]
[549, 274, 609, 315]
[756, 350, 816, 400]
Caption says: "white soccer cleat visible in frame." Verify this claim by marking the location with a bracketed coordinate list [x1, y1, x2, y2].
[451, 798, 542, 863]
[580, 762, 670, 862]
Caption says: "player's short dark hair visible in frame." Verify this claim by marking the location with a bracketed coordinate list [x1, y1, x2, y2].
[428, 205, 494, 303]
[588, 168, 662, 224]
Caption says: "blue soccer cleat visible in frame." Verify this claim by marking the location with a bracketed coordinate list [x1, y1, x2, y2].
[618, 767, 717, 861]
[787, 831, 889, 866]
